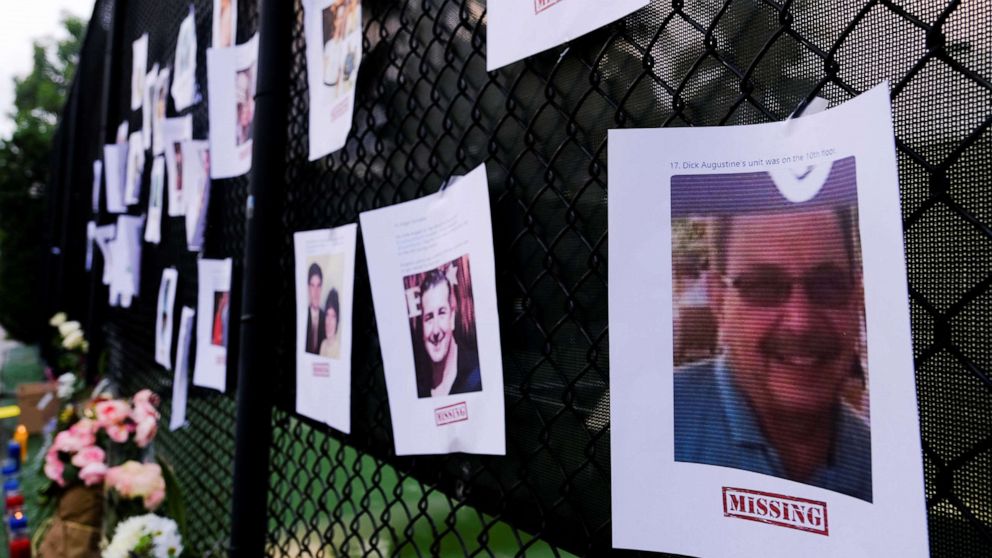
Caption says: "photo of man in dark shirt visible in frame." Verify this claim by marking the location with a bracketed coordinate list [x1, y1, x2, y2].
[674, 159, 872, 502]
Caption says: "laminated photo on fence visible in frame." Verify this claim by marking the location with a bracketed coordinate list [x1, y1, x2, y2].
[294, 225, 358, 433]
[155, 268, 179, 369]
[171, 6, 198, 111]
[207, 34, 258, 178]
[194, 258, 233, 392]
[170, 306, 196, 431]
[144, 156, 166, 244]
[361, 164, 505, 456]
[302, 0, 362, 159]
[163, 115, 193, 217]
[610, 85, 927, 557]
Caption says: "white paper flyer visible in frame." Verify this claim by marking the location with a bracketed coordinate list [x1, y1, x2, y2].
[163, 116, 194, 217]
[609, 85, 928, 557]
[182, 140, 211, 251]
[170, 306, 196, 431]
[194, 258, 232, 392]
[108, 215, 144, 308]
[92, 160, 103, 213]
[144, 156, 165, 244]
[85, 222, 96, 271]
[212, 0, 238, 49]
[131, 34, 148, 111]
[302, 0, 362, 160]
[360, 164, 505, 456]
[93, 224, 117, 285]
[172, 6, 198, 111]
[103, 144, 127, 214]
[207, 33, 258, 179]
[152, 68, 171, 156]
[142, 64, 159, 151]
[294, 225, 358, 433]
[123, 131, 145, 206]
[155, 268, 179, 368]
[486, 0, 648, 71]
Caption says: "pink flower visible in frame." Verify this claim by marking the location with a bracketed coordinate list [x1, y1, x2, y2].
[53, 428, 95, 454]
[104, 423, 130, 444]
[79, 462, 108, 486]
[44, 452, 65, 486]
[94, 400, 130, 427]
[70, 446, 105, 469]
[105, 461, 166, 511]
[133, 389, 160, 410]
[134, 417, 158, 448]
[69, 418, 99, 436]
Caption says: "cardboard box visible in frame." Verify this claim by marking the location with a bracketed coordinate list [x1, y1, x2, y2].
[16, 382, 58, 434]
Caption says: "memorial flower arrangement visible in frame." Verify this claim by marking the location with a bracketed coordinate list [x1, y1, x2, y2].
[103, 514, 183, 558]
[38, 313, 187, 556]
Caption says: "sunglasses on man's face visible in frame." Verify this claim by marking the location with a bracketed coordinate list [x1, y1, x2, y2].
[722, 264, 854, 308]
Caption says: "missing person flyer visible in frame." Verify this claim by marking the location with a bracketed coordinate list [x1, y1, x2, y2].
[144, 156, 166, 244]
[170, 306, 195, 431]
[207, 34, 258, 179]
[294, 225, 358, 433]
[360, 164, 505, 456]
[194, 258, 233, 392]
[302, 0, 362, 160]
[172, 6, 198, 111]
[108, 215, 144, 308]
[487, 0, 647, 71]
[163, 116, 193, 217]
[155, 268, 179, 368]
[131, 34, 148, 111]
[609, 84, 927, 557]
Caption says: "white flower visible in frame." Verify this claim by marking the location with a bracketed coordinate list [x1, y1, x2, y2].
[57, 320, 81, 337]
[56, 373, 77, 399]
[62, 329, 84, 350]
[49, 312, 67, 327]
[102, 514, 183, 558]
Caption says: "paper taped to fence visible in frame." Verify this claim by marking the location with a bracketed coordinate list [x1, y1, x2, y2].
[172, 6, 198, 111]
[103, 143, 127, 214]
[123, 131, 145, 206]
[155, 268, 179, 368]
[108, 215, 144, 308]
[302, 0, 362, 160]
[163, 116, 193, 217]
[194, 258, 233, 392]
[91, 160, 102, 213]
[93, 224, 116, 285]
[487, 0, 648, 71]
[360, 164, 505, 456]
[152, 68, 171, 156]
[130, 34, 148, 111]
[182, 140, 211, 250]
[609, 84, 928, 557]
[170, 306, 195, 431]
[144, 156, 165, 244]
[207, 33, 258, 179]
[294, 224, 358, 433]
[213, 0, 238, 49]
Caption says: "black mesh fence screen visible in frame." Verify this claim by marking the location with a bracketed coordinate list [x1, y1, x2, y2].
[44, 0, 991, 556]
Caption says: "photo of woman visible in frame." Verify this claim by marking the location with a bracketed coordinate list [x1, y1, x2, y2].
[318, 288, 340, 358]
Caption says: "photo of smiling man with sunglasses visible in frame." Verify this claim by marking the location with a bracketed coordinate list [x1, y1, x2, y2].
[672, 156, 872, 502]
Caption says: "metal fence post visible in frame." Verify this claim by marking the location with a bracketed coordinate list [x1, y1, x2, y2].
[228, 0, 293, 554]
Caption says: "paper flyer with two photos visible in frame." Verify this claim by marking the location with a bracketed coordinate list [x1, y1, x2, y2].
[294, 225, 358, 433]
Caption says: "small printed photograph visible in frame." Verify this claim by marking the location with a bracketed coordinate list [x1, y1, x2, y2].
[302, 253, 345, 358]
[148, 156, 164, 210]
[671, 156, 872, 502]
[124, 131, 145, 205]
[403, 254, 481, 399]
[152, 69, 170, 154]
[321, 0, 361, 91]
[234, 63, 255, 146]
[211, 291, 230, 347]
[214, 0, 237, 48]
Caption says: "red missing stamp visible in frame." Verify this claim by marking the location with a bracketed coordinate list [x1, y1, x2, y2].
[312, 362, 330, 377]
[434, 402, 468, 426]
[534, 0, 566, 14]
[722, 487, 829, 536]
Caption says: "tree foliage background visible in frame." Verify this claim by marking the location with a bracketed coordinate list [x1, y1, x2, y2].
[0, 15, 86, 341]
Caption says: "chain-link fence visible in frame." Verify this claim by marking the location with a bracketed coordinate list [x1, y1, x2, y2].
[44, 0, 991, 556]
